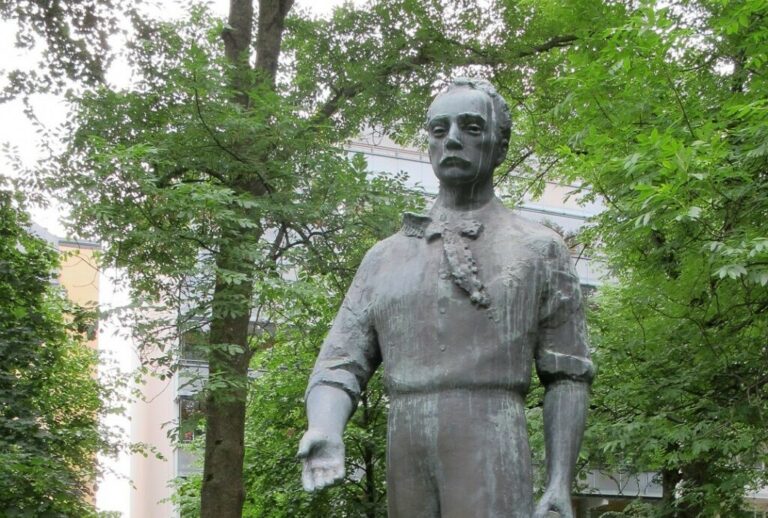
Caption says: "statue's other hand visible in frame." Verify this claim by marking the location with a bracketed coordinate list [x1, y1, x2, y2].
[533, 486, 574, 518]
[297, 429, 345, 492]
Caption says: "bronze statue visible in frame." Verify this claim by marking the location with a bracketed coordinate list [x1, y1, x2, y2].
[298, 78, 594, 517]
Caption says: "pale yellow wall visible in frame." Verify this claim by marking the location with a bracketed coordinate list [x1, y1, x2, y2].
[130, 370, 177, 518]
[55, 241, 101, 505]
[58, 242, 100, 350]
[58, 243, 100, 306]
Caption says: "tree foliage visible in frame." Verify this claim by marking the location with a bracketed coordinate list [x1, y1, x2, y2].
[0, 178, 115, 517]
[0, 0, 126, 101]
[516, 1, 768, 515]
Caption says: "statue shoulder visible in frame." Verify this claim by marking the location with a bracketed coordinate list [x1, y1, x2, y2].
[500, 211, 569, 260]
[358, 231, 407, 268]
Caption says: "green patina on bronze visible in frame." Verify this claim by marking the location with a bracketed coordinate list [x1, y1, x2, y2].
[299, 78, 594, 518]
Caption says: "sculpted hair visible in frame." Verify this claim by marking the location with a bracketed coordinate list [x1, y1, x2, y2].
[431, 78, 512, 145]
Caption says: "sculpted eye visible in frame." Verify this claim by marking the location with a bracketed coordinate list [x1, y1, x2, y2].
[430, 126, 446, 137]
[466, 124, 483, 134]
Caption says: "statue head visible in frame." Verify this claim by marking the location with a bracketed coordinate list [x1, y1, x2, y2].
[426, 78, 511, 187]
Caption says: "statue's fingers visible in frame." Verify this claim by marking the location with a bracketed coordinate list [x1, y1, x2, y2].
[318, 467, 340, 489]
[321, 467, 338, 488]
[531, 504, 549, 518]
[301, 461, 316, 492]
[329, 463, 345, 484]
[550, 499, 569, 518]
[297, 436, 313, 459]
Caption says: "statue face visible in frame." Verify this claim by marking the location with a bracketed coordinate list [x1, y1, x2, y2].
[427, 87, 502, 187]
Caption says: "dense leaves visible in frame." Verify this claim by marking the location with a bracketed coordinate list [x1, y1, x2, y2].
[518, 1, 768, 515]
[0, 180, 113, 517]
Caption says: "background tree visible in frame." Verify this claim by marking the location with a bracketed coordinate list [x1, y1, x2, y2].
[0, 176, 117, 517]
[515, 1, 768, 515]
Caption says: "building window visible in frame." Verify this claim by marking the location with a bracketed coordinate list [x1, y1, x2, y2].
[178, 396, 204, 443]
[179, 329, 208, 363]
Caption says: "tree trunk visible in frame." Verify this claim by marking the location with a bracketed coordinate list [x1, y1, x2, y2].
[661, 463, 709, 518]
[677, 462, 707, 518]
[660, 468, 681, 518]
[199, 1, 294, 516]
[200, 261, 254, 518]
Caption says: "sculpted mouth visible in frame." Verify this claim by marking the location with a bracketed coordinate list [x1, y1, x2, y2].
[440, 156, 471, 167]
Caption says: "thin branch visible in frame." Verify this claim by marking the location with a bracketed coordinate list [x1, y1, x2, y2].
[267, 223, 288, 262]
[513, 156, 563, 203]
[155, 166, 229, 187]
[574, 242, 590, 266]
[494, 149, 534, 187]
[309, 34, 579, 125]
[663, 71, 696, 138]
[192, 83, 274, 195]
[192, 86, 248, 164]
[132, 199, 219, 255]
[592, 94, 614, 127]
[516, 34, 578, 59]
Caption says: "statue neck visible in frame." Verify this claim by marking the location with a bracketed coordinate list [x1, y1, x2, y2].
[435, 178, 495, 212]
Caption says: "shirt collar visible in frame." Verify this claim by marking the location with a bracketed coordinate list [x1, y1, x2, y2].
[401, 199, 502, 240]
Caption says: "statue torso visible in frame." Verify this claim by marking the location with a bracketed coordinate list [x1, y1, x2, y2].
[361, 197, 564, 396]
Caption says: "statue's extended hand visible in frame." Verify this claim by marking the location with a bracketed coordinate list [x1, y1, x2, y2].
[533, 486, 574, 518]
[297, 429, 345, 492]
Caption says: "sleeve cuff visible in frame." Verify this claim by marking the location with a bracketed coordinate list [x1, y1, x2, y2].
[536, 350, 595, 384]
[305, 368, 362, 406]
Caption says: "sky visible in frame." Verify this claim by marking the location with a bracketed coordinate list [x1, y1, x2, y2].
[0, 2, 350, 516]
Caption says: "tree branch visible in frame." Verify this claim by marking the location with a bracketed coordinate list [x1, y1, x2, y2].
[664, 70, 696, 138]
[309, 34, 579, 126]
[518, 34, 578, 58]
[192, 84, 274, 195]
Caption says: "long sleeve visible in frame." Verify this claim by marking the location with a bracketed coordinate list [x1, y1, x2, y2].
[535, 237, 595, 385]
[305, 249, 382, 407]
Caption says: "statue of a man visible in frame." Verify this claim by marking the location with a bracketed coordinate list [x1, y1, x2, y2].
[298, 78, 594, 518]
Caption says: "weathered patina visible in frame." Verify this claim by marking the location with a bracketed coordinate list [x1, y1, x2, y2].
[299, 78, 594, 518]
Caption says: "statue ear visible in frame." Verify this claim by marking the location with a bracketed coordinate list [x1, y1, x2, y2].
[494, 139, 509, 166]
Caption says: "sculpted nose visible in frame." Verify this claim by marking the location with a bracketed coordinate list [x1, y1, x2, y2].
[446, 124, 462, 150]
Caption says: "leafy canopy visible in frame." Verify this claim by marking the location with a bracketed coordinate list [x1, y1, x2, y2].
[0, 177, 116, 517]
[516, 0, 768, 514]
